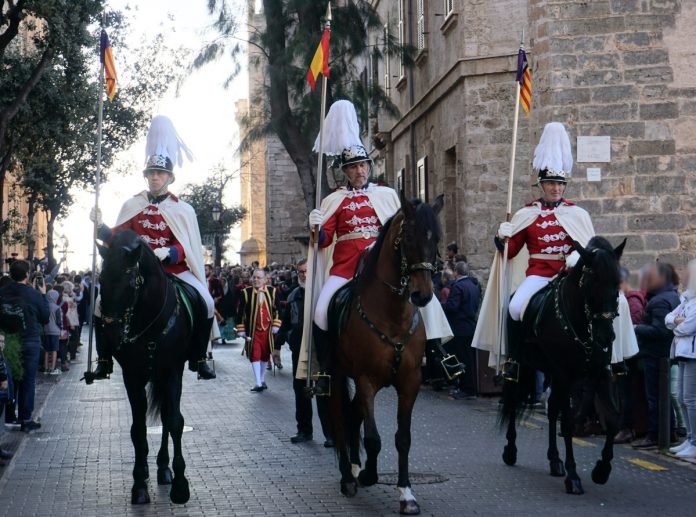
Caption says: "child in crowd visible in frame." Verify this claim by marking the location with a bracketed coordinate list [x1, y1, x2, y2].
[43, 290, 62, 375]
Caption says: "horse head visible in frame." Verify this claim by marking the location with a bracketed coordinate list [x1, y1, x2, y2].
[398, 191, 444, 307]
[573, 236, 627, 349]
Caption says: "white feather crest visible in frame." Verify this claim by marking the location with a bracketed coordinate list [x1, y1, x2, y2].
[313, 100, 362, 155]
[532, 122, 573, 174]
[144, 115, 193, 168]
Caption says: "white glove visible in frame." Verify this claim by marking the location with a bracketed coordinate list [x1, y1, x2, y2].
[565, 250, 580, 269]
[89, 207, 103, 225]
[238, 331, 246, 339]
[153, 247, 170, 262]
[497, 222, 515, 239]
[309, 209, 324, 227]
[272, 326, 280, 335]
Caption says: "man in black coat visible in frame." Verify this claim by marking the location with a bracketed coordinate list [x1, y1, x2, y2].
[276, 259, 332, 446]
[442, 261, 481, 399]
[632, 262, 681, 448]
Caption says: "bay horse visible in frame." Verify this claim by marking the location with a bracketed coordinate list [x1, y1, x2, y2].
[97, 230, 212, 505]
[500, 236, 626, 495]
[328, 193, 444, 515]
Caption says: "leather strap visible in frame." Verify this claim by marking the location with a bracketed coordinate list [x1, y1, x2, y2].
[337, 231, 379, 243]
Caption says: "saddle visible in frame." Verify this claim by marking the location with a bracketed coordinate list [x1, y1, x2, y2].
[521, 277, 560, 338]
[168, 275, 202, 328]
[327, 280, 356, 340]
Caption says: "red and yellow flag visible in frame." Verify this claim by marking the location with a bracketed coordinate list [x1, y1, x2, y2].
[306, 27, 330, 91]
[100, 29, 117, 102]
[516, 47, 531, 113]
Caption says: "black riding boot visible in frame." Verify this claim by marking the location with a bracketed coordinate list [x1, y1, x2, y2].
[188, 317, 216, 380]
[313, 324, 332, 397]
[93, 317, 113, 380]
[503, 317, 523, 382]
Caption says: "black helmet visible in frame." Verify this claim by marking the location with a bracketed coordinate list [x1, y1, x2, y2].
[340, 145, 372, 169]
[537, 167, 570, 184]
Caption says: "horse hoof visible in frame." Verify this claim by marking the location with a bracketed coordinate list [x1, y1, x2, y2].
[341, 480, 358, 498]
[400, 500, 421, 515]
[358, 469, 379, 487]
[170, 477, 190, 504]
[157, 467, 173, 485]
[564, 477, 585, 495]
[502, 445, 517, 466]
[591, 460, 612, 485]
[131, 487, 150, 505]
[549, 460, 566, 477]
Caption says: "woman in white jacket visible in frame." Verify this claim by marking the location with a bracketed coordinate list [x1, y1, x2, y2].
[666, 259, 696, 459]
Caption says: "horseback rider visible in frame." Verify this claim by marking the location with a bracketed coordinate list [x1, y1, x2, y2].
[89, 115, 216, 380]
[296, 100, 454, 396]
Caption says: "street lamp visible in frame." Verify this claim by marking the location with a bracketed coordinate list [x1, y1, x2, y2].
[211, 204, 222, 267]
[211, 204, 221, 222]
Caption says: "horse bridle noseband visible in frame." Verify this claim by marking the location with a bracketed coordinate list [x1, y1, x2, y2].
[381, 219, 436, 297]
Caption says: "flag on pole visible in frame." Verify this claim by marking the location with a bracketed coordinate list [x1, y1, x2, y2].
[516, 47, 531, 113]
[99, 29, 117, 102]
[306, 27, 330, 91]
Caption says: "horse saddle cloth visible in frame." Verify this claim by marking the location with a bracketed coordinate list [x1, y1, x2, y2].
[168, 275, 200, 328]
[521, 279, 558, 337]
[328, 280, 356, 340]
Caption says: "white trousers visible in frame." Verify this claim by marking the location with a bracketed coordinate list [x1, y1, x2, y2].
[509, 275, 551, 322]
[175, 270, 215, 319]
[314, 275, 350, 331]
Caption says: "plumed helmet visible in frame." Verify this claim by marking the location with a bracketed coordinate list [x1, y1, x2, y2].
[533, 122, 573, 184]
[143, 115, 192, 178]
[340, 144, 372, 169]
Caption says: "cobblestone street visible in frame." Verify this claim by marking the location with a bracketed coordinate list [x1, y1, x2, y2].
[0, 339, 694, 516]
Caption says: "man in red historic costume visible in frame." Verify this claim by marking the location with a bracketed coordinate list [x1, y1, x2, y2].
[236, 269, 282, 392]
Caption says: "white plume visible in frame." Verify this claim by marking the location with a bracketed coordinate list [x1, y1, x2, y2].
[144, 115, 193, 168]
[313, 100, 362, 155]
[532, 122, 573, 173]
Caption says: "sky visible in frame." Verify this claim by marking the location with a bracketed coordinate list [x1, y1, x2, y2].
[56, 0, 249, 271]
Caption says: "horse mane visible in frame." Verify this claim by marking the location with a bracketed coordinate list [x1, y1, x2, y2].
[360, 214, 396, 281]
[106, 230, 163, 278]
[578, 236, 620, 284]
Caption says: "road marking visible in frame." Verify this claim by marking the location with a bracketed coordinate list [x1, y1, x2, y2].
[521, 421, 542, 430]
[627, 458, 669, 471]
[572, 438, 596, 448]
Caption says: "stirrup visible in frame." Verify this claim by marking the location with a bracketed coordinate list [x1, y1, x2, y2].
[440, 354, 465, 381]
[502, 360, 520, 383]
[313, 372, 332, 398]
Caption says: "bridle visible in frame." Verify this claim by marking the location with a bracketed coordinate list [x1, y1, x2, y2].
[381, 218, 436, 297]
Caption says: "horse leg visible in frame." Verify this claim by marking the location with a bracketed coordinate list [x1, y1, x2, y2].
[349, 395, 364, 480]
[124, 373, 150, 504]
[592, 372, 619, 485]
[167, 372, 190, 504]
[331, 373, 358, 498]
[547, 388, 565, 477]
[395, 386, 420, 516]
[156, 417, 173, 485]
[560, 393, 584, 495]
[501, 379, 519, 466]
[356, 380, 381, 488]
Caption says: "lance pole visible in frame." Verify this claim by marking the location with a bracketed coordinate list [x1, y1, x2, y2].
[306, 2, 332, 391]
[496, 30, 524, 375]
[84, 22, 106, 384]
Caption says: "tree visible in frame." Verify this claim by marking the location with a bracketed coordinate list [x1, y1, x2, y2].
[179, 164, 246, 267]
[197, 0, 411, 213]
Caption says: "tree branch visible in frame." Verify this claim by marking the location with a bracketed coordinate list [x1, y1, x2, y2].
[0, 0, 27, 57]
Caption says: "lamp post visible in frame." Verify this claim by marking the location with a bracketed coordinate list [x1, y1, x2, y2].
[211, 204, 222, 268]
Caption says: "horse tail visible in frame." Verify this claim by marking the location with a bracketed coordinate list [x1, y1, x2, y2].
[147, 379, 165, 420]
[498, 365, 537, 430]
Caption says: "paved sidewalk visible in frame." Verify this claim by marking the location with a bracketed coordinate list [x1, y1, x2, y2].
[0, 340, 695, 516]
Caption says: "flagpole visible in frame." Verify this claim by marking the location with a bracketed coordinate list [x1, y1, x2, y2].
[84, 28, 106, 385]
[496, 31, 524, 375]
[306, 2, 332, 392]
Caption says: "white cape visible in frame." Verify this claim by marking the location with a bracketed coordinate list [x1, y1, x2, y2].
[296, 185, 453, 379]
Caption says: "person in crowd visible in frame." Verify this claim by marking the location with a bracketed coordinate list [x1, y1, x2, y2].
[0, 260, 48, 432]
[442, 261, 481, 400]
[277, 259, 332, 446]
[60, 280, 80, 365]
[632, 262, 681, 448]
[0, 332, 14, 462]
[236, 269, 282, 392]
[445, 242, 458, 270]
[666, 259, 696, 458]
[43, 290, 62, 375]
[438, 269, 455, 304]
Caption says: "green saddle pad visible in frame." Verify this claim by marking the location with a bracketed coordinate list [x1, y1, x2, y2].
[170, 277, 196, 327]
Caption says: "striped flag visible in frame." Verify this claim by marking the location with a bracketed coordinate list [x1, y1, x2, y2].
[306, 27, 330, 91]
[516, 47, 531, 113]
[100, 29, 117, 102]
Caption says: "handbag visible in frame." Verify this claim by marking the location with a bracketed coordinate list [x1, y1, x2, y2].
[0, 302, 26, 334]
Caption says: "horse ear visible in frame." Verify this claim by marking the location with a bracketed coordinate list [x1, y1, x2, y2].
[574, 241, 592, 264]
[431, 194, 445, 215]
[97, 243, 109, 258]
[614, 238, 627, 260]
[400, 189, 415, 218]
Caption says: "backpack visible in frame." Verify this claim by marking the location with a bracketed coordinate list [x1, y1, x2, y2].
[0, 292, 26, 334]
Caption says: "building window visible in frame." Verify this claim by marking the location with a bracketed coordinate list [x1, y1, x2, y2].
[416, 156, 428, 202]
[398, 0, 406, 78]
[383, 23, 391, 94]
[417, 0, 426, 51]
[397, 168, 405, 193]
[444, 0, 454, 16]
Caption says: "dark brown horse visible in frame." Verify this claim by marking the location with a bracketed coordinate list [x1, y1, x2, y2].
[328, 193, 444, 515]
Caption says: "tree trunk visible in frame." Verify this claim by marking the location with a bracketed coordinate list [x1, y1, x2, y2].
[25, 191, 37, 261]
[46, 210, 58, 273]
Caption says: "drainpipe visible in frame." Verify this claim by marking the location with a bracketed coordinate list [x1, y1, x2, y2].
[407, 0, 416, 190]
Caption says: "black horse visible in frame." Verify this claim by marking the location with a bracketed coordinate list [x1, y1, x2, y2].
[500, 236, 626, 495]
[97, 230, 212, 504]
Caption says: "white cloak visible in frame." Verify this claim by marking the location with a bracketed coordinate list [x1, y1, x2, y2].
[296, 184, 453, 379]
[115, 191, 220, 338]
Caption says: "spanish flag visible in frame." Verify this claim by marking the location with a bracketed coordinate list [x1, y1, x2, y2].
[516, 47, 531, 113]
[100, 29, 117, 102]
[306, 27, 330, 91]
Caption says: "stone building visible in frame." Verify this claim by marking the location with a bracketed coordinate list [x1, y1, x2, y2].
[236, 2, 307, 266]
[369, 0, 696, 279]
